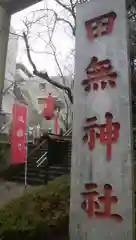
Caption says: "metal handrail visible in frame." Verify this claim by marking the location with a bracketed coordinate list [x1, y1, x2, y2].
[37, 155, 48, 168]
[0, 120, 10, 134]
[36, 127, 72, 168]
[36, 151, 47, 164]
[63, 127, 72, 136]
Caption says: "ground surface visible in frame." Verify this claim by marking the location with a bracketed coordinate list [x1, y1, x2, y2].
[0, 180, 32, 208]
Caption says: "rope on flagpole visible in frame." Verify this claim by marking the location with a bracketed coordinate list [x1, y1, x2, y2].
[24, 104, 28, 192]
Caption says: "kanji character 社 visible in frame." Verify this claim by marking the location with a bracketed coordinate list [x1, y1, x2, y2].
[81, 183, 123, 222]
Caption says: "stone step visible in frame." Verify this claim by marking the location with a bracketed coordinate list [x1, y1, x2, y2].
[28, 151, 48, 159]
[48, 168, 70, 176]
[18, 169, 45, 177]
[48, 165, 70, 171]
[11, 175, 46, 185]
[28, 150, 48, 158]
[19, 171, 47, 179]
[28, 147, 48, 153]
[38, 169, 48, 175]
[47, 172, 69, 181]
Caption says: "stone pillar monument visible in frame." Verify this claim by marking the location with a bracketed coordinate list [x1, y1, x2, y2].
[70, 0, 133, 239]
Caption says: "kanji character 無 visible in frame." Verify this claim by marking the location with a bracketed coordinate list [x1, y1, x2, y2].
[82, 56, 117, 92]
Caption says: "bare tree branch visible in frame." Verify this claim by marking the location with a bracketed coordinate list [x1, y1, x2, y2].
[16, 63, 33, 78]
[54, 0, 74, 16]
[54, 0, 76, 35]
[3, 82, 14, 95]
[23, 32, 73, 103]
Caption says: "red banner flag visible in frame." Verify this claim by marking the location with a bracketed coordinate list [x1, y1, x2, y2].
[11, 104, 27, 164]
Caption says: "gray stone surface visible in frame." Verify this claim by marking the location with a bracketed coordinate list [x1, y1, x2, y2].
[70, 0, 133, 239]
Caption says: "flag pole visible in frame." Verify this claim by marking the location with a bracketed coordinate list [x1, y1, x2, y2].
[24, 104, 28, 192]
[24, 154, 27, 191]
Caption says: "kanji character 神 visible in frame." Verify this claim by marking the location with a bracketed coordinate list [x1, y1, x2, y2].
[82, 56, 117, 92]
[85, 11, 116, 40]
[81, 183, 123, 222]
[83, 112, 120, 160]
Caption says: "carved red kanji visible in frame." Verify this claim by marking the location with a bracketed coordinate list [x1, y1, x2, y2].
[82, 56, 117, 92]
[83, 112, 120, 160]
[81, 183, 123, 222]
[85, 12, 117, 40]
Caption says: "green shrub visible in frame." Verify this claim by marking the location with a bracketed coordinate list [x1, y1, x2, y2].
[0, 143, 11, 173]
[0, 175, 70, 240]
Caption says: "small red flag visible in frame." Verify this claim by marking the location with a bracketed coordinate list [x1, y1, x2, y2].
[43, 94, 54, 120]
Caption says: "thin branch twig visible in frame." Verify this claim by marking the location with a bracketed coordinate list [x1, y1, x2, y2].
[23, 32, 73, 103]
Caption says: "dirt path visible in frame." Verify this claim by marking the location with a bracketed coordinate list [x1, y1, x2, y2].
[0, 180, 32, 208]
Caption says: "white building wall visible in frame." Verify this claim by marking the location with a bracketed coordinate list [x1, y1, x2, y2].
[19, 76, 65, 113]
[18, 75, 71, 133]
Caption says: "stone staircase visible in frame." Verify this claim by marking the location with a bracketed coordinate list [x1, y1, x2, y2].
[2, 134, 72, 185]
[3, 140, 48, 185]
[47, 165, 70, 181]
[48, 139, 72, 181]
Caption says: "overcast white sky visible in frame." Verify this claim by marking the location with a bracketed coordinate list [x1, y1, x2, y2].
[11, 0, 74, 76]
